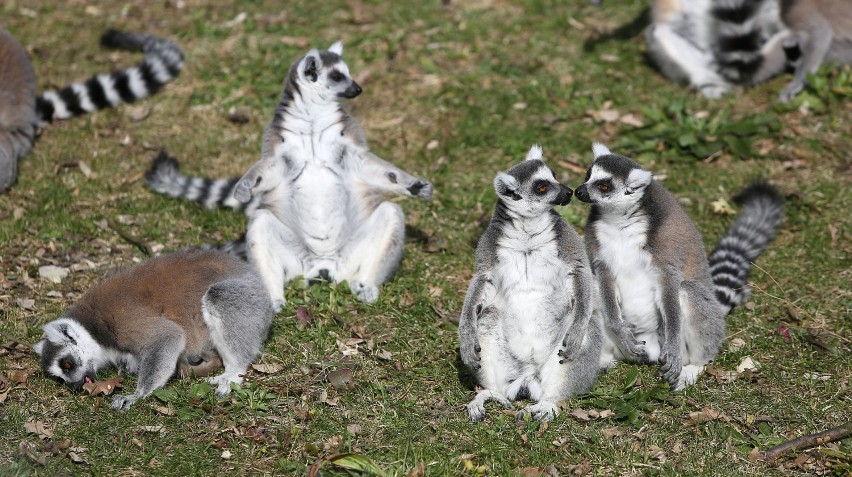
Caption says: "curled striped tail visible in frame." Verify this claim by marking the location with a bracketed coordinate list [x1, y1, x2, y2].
[35, 29, 183, 124]
[145, 151, 259, 214]
[708, 182, 784, 313]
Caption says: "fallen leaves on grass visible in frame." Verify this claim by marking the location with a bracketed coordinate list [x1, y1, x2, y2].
[684, 407, 730, 427]
[711, 197, 736, 215]
[24, 420, 54, 439]
[295, 306, 314, 329]
[8, 368, 34, 386]
[569, 408, 616, 421]
[328, 367, 355, 390]
[82, 376, 123, 396]
[251, 363, 284, 374]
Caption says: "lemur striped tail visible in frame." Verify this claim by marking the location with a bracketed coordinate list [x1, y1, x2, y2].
[35, 29, 183, 124]
[708, 182, 784, 313]
[710, 0, 781, 85]
[145, 151, 260, 213]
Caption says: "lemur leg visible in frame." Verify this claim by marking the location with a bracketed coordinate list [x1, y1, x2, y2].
[202, 275, 274, 397]
[645, 24, 730, 98]
[339, 201, 405, 303]
[467, 308, 514, 422]
[656, 272, 687, 390]
[780, 25, 834, 102]
[111, 321, 186, 410]
[247, 209, 304, 312]
[459, 277, 493, 372]
[519, 316, 603, 422]
[675, 280, 727, 390]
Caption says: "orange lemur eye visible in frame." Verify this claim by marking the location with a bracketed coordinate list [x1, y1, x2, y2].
[598, 184, 610, 192]
[61, 360, 74, 370]
[538, 184, 548, 194]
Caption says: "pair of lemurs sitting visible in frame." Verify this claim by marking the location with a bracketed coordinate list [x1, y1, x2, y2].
[34, 41, 782, 420]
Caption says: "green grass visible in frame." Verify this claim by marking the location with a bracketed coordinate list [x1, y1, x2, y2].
[1, 0, 850, 475]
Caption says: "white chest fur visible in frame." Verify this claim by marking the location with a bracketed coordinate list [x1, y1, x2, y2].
[490, 217, 573, 365]
[594, 215, 660, 335]
[268, 106, 357, 256]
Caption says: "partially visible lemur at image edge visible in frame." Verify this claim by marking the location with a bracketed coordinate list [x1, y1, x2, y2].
[145, 42, 433, 309]
[575, 144, 784, 390]
[0, 28, 183, 192]
[459, 146, 602, 422]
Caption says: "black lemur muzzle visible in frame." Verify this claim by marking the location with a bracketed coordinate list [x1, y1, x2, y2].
[339, 81, 362, 99]
[575, 184, 591, 203]
[551, 184, 573, 206]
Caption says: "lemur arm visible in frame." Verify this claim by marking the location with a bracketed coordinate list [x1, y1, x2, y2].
[557, 256, 594, 362]
[357, 150, 433, 200]
[458, 274, 489, 371]
[657, 270, 685, 388]
[594, 260, 648, 361]
[233, 155, 286, 204]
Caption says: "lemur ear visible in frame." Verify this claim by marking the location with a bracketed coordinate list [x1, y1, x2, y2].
[32, 340, 45, 356]
[304, 55, 319, 82]
[525, 144, 543, 161]
[43, 320, 78, 346]
[328, 41, 343, 55]
[592, 142, 611, 159]
[626, 168, 652, 194]
[494, 172, 521, 200]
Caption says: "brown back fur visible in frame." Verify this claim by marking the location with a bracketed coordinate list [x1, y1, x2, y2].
[66, 249, 253, 357]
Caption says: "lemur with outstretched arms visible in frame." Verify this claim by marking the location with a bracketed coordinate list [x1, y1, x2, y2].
[145, 42, 433, 309]
[459, 146, 602, 422]
[575, 144, 784, 390]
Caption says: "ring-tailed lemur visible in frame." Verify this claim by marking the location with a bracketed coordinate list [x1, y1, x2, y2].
[777, 0, 852, 102]
[33, 249, 273, 410]
[575, 144, 784, 390]
[645, 0, 797, 98]
[459, 145, 602, 422]
[0, 28, 183, 193]
[145, 42, 433, 308]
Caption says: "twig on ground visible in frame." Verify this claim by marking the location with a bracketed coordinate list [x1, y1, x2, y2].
[106, 218, 152, 256]
[762, 421, 852, 461]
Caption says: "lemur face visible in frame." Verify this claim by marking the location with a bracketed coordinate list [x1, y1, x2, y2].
[33, 318, 100, 391]
[299, 41, 362, 101]
[494, 145, 573, 218]
[575, 144, 651, 209]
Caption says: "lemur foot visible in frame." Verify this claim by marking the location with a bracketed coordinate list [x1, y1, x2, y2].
[111, 393, 140, 410]
[698, 83, 729, 99]
[779, 80, 804, 103]
[350, 281, 379, 303]
[467, 390, 513, 422]
[672, 364, 705, 391]
[516, 401, 560, 422]
[209, 372, 243, 397]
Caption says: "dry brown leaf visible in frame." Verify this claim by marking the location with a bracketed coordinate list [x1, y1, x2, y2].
[279, 36, 310, 48]
[570, 408, 590, 421]
[82, 376, 123, 396]
[520, 467, 545, 477]
[685, 407, 725, 426]
[295, 306, 313, 329]
[9, 369, 32, 386]
[140, 425, 165, 434]
[24, 421, 54, 439]
[375, 350, 393, 361]
[601, 427, 625, 439]
[328, 367, 354, 390]
[711, 197, 736, 215]
[619, 113, 644, 128]
[153, 405, 175, 416]
[406, 462, 426, 477]
[346, 424, 362, 435]
[251, 363, 284, 374]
